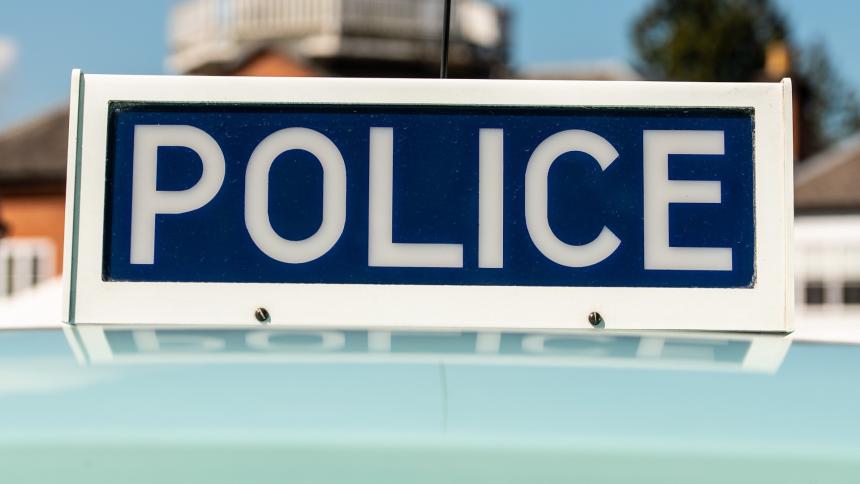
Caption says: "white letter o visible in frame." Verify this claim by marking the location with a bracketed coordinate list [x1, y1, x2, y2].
[245, 128, 346, 264]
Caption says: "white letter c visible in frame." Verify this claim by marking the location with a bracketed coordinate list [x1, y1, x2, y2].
[525, 130, 621, 268]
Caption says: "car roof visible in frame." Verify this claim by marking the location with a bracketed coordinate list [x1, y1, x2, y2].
[2, 327, 859, 483]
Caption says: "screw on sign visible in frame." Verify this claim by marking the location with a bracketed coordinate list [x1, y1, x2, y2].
[254, 307, 270, 323]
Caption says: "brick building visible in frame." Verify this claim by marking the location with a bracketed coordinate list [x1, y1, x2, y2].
[0, 107, 68, 296]
[794, 134, 860, 323]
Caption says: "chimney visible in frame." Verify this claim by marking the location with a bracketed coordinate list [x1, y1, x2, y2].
[764, 41, 791, 79]
[764, 41, 802, 162]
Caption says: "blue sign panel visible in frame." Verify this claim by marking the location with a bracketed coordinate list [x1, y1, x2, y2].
[104, 103, 754, 288]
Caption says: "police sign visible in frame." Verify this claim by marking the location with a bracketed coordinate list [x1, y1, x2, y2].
[62, 72, 793, 330]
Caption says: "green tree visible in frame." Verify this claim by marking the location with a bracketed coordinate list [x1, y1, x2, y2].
[632, 0, 787, 82]
[632, 0, 860, 156]
[797, 41, 860, 150]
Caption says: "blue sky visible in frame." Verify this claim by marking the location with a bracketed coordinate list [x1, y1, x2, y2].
[0, 0, 859, 130]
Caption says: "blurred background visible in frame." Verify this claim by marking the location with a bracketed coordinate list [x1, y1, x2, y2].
[0, 0, 858, 338]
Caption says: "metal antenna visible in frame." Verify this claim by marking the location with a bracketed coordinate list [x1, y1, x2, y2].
[440, 0, 452, 78]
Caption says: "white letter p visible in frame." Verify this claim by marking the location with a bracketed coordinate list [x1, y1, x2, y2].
[130, 125, 225, 265]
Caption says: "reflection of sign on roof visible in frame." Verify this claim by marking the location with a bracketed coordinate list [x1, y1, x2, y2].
[63, 73, 794, 331]
[67, 327, 790, 374]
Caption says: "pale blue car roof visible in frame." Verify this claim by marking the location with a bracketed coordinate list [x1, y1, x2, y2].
[1, 328, 859, 483]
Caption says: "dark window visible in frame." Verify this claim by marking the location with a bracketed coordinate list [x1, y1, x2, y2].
[5, 254, 13, 296]
[843, 281, 860, 305]
[31, 254, 39, 287]
[805, 281, 826, 306]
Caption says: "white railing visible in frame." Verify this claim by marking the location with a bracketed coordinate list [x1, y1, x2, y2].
[0, 238, 55, 299]
[172, 0, 337, 49]
[170, 0, 496, 51]
[229, 0, 341, 39]
[340, 0, 446, 39]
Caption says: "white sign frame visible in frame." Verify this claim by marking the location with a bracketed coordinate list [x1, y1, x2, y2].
[62, 71, 794, 331]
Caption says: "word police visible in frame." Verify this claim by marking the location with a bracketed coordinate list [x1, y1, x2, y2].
[130, 125, 731, 272]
